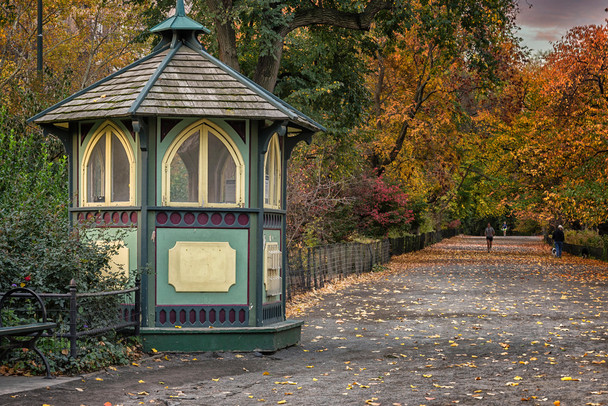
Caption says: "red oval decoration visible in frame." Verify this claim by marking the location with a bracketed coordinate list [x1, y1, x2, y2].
[197, 213, 209, 225]
[184, 212, 195, 225]
[211, 213, 222, 225]
[238, 213, 249, 226]
[224, 213, 235, 225]
[157, 212, 168, 224]
[170, 212, 182, 225]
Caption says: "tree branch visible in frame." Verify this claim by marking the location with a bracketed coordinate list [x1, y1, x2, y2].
[253, 0, 393, 90]
[283, 0, 392, 35]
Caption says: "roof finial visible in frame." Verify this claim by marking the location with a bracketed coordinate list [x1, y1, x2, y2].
[176, 0, 186, 17]
[150, 0, 210, 50]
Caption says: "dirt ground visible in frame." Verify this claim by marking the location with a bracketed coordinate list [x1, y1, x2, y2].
[3, 235, 608, 406]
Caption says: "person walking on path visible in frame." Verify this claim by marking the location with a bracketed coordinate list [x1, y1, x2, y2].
[485, 222, 495, 252]
[502, 221, 508, 236]
[552, 224, 565, 258]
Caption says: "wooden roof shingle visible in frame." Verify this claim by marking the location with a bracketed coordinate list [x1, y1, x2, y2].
[30, 37, 325, 132]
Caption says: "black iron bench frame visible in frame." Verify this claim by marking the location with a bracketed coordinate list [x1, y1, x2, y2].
[0, 287, 57, 379]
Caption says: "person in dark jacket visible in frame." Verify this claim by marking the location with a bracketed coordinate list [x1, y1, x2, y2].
[552, 225, 565, 258]
[485, 223, 495, 252]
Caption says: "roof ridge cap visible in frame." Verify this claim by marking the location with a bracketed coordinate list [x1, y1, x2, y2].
[129, 42, 183, 115]
[29, 45, 171, 123]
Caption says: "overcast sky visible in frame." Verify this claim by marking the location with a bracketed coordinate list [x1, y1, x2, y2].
[516, 0, 608, 53]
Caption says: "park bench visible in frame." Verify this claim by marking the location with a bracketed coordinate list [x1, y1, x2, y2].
[0, 288, 57, 379]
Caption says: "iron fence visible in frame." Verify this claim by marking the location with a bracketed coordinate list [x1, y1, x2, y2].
[286, 230, 459, 299]
[0, 278, 140, 358]
[544, 234, 606, 260]
[2, 230, 459, 354]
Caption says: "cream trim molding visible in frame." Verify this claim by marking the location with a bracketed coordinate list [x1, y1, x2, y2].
[81, 120, 136, 207]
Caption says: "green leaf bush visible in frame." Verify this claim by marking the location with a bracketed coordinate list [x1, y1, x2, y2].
[564, 229, 604, 249]
[0, 110, 139, 375]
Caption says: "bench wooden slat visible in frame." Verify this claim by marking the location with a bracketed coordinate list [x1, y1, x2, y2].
[0, 322, 57, 336]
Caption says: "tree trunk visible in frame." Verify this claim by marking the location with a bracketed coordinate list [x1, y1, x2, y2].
[374, 50, 386, 124]
[206, 0, 240, 73]
[253, 39, 284, 92]
[210, 0, 393, 92]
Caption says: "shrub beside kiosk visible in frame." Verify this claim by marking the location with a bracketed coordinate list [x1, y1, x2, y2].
[29, 0, 324, 352]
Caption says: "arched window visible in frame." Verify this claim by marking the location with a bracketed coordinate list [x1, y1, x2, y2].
[264, 134, 281, 209]
[82, 122, 135, 206]
[162, 121, 244, 207]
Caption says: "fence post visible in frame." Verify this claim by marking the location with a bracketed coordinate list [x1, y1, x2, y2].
[323, 246, 329, 284]
[69, 279, 78, 358]
[316, 246, 321, 289]
[134, 276, 141, 336]
[339, 243, 342, 276]
[342, 244, 347, 276]
[385, 239, 390, 262]
[352, 244, 357, 274]
[371, 243, 376, 270]
[307, 247, 314, 290]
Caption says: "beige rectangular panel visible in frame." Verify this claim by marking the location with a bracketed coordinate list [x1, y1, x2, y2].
[168, 241, 236, 292]
[97, 240, 130, 279]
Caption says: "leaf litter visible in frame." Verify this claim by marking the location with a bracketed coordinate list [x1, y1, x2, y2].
[24, 235, 608, 406]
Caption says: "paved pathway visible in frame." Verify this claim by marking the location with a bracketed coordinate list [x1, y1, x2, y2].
[3, 236, 608, 405]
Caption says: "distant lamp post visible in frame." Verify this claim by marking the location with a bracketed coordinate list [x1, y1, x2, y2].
[37, 0, 43, 78]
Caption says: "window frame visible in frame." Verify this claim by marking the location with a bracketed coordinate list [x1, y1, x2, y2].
[81, 121, 136, 207]
[162, 120, 245, 208]
[264, 134, 282, 209]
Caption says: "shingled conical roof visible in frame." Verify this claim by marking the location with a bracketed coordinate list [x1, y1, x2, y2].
[29, 0, 325, 133]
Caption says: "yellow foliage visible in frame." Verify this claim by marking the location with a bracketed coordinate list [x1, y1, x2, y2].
[0, 0, 151, 117]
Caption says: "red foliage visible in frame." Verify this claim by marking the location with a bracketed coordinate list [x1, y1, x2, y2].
[354, 175, 414, 236]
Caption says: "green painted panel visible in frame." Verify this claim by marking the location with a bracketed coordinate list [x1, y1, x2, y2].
[264, 230, 281, 246]
[140, 320, 302, 352]
[156, 228, 249, 305]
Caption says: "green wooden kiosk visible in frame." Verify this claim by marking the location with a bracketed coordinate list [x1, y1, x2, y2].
[29, 0, 324, 352]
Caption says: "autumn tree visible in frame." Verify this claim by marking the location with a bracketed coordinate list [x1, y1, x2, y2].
[459, 22, 608, 230]
[362, 0, 517, 170]
[352, 0, 520, 230]
[531, 24, 608, 225]
[0, 0, 149, 130]
[136, 1, 516, 93]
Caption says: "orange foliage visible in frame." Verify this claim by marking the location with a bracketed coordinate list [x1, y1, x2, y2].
[0, 0, 150, 118]
[472, 23, 608, 226]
